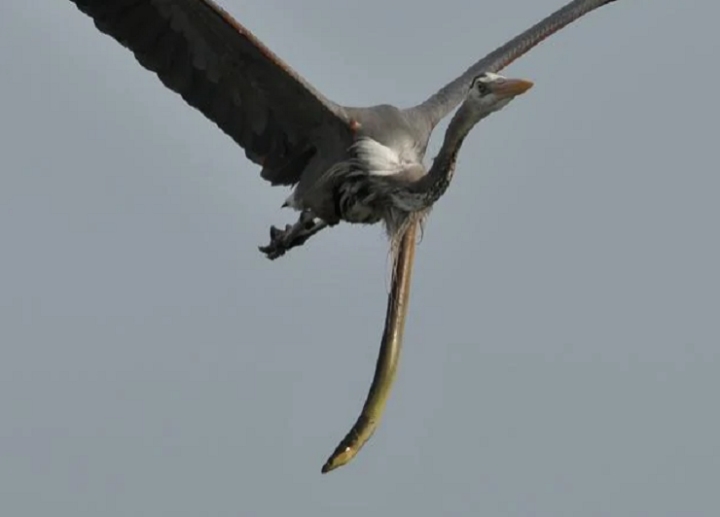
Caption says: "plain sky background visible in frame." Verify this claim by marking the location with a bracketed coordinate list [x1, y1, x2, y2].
[1, 1, 719, 515]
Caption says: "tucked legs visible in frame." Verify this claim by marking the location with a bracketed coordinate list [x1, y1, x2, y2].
[258, 210, 331, 260]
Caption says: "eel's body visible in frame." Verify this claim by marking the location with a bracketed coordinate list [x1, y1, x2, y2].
[321, 220, 418, 473]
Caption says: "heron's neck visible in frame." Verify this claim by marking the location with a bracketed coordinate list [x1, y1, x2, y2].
[409, 103, 481, 203]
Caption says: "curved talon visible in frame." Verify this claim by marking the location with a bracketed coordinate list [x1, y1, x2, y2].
[258, 212, 329, 260]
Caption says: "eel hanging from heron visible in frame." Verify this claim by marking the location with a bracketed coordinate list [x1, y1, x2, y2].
[65, 0, 622, 472]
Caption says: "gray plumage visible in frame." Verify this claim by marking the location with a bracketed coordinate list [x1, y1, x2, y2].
[67, 0, 618, 258]
[323, 74, 535, 244]
[65, 0, 623, 473]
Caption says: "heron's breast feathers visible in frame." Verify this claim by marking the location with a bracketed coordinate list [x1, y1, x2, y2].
[351, 137, 422, 178]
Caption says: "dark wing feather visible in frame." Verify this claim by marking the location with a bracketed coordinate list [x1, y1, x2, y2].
[68, 0, 353, 185]
[414, 0, 618, 125]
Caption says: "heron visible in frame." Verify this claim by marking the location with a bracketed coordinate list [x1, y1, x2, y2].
[66, 0, 620, 472]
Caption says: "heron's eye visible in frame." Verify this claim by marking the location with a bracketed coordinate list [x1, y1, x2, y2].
[475, 81, 490, 96]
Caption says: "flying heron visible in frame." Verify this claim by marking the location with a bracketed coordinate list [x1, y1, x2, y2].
[66, 0, 621, 473]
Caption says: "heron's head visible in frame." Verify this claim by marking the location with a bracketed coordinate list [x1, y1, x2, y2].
[467, 72, 534, 114]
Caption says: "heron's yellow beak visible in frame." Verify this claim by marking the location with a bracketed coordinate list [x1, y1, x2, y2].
[490, 78, 534, 98]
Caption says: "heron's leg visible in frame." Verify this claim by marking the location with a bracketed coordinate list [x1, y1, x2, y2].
[258, 210, 331, 260]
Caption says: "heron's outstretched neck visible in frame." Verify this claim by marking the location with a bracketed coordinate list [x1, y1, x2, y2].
[421, 106, 475, 198]
[392, 103, 479, 212]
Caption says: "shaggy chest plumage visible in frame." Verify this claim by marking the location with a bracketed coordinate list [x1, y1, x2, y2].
[334, 137, 425, 225]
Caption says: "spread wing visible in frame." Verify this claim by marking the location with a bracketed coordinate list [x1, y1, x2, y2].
[413, 0, 619, 125]
[68, 0, 353, 185]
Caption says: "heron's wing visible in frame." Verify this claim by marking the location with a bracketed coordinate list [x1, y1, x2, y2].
[69, 0, 354, 185]
[321, 219, 418, 473]
[413, 0, 618, 125]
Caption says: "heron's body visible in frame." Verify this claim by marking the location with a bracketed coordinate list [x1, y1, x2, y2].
[281, 105, 429, 234]
[65, 0, 622, 472]
[286, 107, 426, 217]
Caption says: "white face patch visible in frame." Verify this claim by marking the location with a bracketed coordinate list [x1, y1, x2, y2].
[480, 72, 505, 83]
[468, 72, 517, 112]
[471, 72, 507, 90]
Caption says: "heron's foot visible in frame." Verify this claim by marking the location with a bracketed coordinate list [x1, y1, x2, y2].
[258, 211, 329, 260]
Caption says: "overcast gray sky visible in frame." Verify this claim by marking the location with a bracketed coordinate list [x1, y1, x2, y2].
[1, 1, 719, 515]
